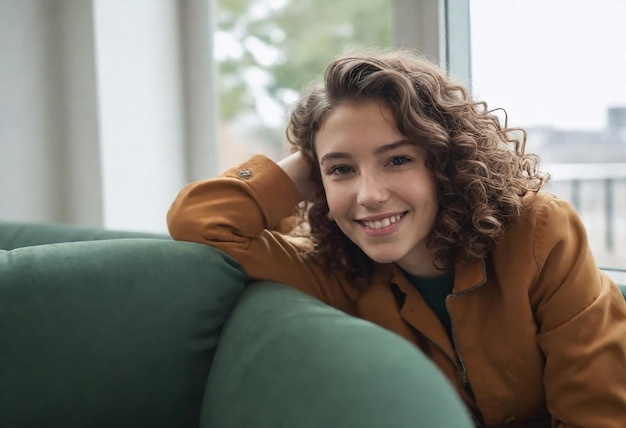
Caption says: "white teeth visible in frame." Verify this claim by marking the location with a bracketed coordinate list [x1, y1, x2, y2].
[362, 214, 402, 230]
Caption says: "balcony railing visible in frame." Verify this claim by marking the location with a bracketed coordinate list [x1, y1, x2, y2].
[544, 163, 626, 271]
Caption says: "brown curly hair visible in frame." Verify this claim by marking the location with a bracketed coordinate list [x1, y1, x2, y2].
[286, 48, 549, 289]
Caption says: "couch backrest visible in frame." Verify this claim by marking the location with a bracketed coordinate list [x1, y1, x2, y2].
[0, 238, 246, 428]
[0, 222, 169, 250]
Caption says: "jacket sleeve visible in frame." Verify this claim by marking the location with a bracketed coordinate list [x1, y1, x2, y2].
[166, 155, 356, 309]
[530, 197, 626, 428]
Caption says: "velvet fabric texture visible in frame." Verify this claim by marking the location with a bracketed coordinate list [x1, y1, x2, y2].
[0, 238, 246, 428]
[203, 281, 474, 427]
[0, 221, 168, 250]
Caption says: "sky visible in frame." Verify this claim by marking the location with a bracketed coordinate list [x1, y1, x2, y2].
[470, 0, 626, 131]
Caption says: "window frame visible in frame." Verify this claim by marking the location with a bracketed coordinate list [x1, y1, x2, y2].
[392, 0, 471, 82]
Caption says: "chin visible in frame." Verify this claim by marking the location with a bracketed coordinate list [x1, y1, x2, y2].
[362, 250, 402, 265]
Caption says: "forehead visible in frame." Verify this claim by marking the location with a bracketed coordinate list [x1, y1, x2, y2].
[315, 100, 406, 155]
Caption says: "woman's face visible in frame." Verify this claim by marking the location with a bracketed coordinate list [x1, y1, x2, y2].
[315, 99, 440, 277]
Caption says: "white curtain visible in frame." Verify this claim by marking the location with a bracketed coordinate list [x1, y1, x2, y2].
[0, 0, 218, 233]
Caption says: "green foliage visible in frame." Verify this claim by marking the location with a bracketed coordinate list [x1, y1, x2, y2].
[216, 0, 392, 124]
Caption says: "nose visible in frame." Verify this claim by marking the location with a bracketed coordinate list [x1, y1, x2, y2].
[356, 171, 390, 208]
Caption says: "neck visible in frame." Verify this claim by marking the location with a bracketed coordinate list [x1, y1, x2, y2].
[396, 260, 448, 278]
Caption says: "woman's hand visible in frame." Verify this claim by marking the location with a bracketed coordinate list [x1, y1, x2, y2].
[278, 151, 316, 201]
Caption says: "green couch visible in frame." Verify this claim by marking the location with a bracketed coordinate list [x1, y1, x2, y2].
[0, 222, 475, 428]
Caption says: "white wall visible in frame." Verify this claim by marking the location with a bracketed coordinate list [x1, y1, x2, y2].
[94, 0, 187, 232]
[0, 0, 218, 232]
[0, 0, 102, 225]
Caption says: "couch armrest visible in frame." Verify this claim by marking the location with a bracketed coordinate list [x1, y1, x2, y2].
[202, 281, 473, 428]
[0, 239, 246, 428]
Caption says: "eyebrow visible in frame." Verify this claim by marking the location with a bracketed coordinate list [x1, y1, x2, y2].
[319, 139, 415, 164]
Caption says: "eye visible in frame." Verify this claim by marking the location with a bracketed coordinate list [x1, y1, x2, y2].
[387, 156, 412, 167]
[328, 165, 355, 175]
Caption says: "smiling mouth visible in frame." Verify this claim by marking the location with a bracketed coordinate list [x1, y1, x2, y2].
[359, 213, 405, 230]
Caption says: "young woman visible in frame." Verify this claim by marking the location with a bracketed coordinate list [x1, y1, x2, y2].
[167, 49, 626, 427]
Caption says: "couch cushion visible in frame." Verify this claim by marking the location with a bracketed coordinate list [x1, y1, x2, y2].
[0, 239, 246, 428]
[0, 222, 169, 250]
[203, 281, 474, 428]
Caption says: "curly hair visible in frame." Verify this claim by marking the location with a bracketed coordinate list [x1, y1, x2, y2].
[286, 48, 549, 289]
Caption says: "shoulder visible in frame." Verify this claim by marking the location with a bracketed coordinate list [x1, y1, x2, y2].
[493, 192, 588, 277]
[519, 192, 587, 263]
[519, 191, 577, 221]
[508, 192, 584, 243]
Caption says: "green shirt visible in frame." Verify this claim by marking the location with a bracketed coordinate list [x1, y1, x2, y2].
[402, 270, 455, 339]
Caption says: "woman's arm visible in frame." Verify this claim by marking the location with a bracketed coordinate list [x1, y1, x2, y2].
[167, 154, 355, 308]
[530, 197, 626, 427]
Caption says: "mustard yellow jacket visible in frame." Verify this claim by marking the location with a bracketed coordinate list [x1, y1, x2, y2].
[167, 155, 626, 427]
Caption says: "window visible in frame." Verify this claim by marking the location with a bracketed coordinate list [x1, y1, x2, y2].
[211, 0, 625, 279]
[215, 0, 392, 170]
[470, 0, 626, 276]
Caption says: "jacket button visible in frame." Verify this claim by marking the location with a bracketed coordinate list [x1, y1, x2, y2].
[238, 169, 252, 179]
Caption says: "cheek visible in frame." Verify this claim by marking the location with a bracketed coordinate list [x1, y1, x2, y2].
[405, 182, 438, 216]
[324, 191, 341, 214]
[320, 181, 344, 214]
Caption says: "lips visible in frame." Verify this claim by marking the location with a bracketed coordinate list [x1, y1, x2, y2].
[359, 213, 405, 230]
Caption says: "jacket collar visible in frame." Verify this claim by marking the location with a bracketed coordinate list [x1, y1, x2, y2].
[452, 259, 487, 294]
[380, 259, 487, 294]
